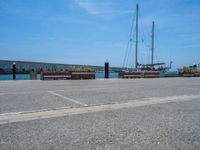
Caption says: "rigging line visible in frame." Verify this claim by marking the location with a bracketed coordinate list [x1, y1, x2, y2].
[129, 40, 135, 69]
[124, 42, 131, 69]
[123, 30, 133, 69]
[122, 11, 136, 69]
[139, 13, 152, 65]
[125, 40, 133, 69]
[126, 33, 135, 69]
[124, 12, 135, 68]
[124, 48, 129, 69]
[124, 36, 134, 69]
[123, 40, 130, 69]
[154, 24, 159, 63]
[139, 13, 150, 49]
[124, 42, 130, 69]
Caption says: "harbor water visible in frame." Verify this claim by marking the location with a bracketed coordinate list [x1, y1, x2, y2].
[0, 72, 179, 80]
[0, 73, 119, 80]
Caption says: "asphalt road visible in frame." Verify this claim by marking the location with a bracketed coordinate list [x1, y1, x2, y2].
[0, 78, 200, 149]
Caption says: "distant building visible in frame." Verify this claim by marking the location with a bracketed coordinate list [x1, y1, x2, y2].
[0, 60, 122, 73]
[0, 60, 92, 72]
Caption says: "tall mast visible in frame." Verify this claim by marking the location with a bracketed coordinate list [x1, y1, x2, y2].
[135, 3, 139, 69]
[151, 21, 155, 65]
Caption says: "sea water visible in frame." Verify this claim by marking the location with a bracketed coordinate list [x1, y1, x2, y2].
[0, 73, 119, 80]
[0, 72, 179, 80]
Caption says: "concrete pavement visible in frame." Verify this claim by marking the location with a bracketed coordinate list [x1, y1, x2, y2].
[0, 78, 200, 149]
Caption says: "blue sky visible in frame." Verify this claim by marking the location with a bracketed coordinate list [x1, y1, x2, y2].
[0, 0, 200, 69]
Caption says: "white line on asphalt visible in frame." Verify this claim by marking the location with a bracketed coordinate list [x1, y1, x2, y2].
[51, 90, 65, 92]
[47, 91, 88, 106]
[0, 94, 199, 125]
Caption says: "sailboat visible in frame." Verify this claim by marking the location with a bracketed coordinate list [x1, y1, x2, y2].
[119, 4, 171, 78]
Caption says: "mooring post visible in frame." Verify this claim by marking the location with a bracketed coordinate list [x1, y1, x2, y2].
[104, 60, 109, 79]
[12, 62, 16, 80]
[30, 69, 37, 80]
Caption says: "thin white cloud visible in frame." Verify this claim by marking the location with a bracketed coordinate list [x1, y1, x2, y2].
[74, 0, 133, 15]
[75, 0, 101, 15]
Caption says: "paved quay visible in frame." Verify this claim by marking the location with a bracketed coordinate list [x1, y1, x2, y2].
[0, 78, 200, 149]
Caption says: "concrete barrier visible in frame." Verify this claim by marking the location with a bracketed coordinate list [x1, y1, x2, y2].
[40, 72, 95, 80]
[119, 72, 160, 78]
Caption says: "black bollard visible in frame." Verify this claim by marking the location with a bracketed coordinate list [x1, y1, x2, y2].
[104, 61, 109, 79]
[12, 62, 16, 80]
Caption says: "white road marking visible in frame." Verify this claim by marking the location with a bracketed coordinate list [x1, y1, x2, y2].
[47, 91, 88, 106]
[0, 94, 199, 125]
[51, 90, 65, 92]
